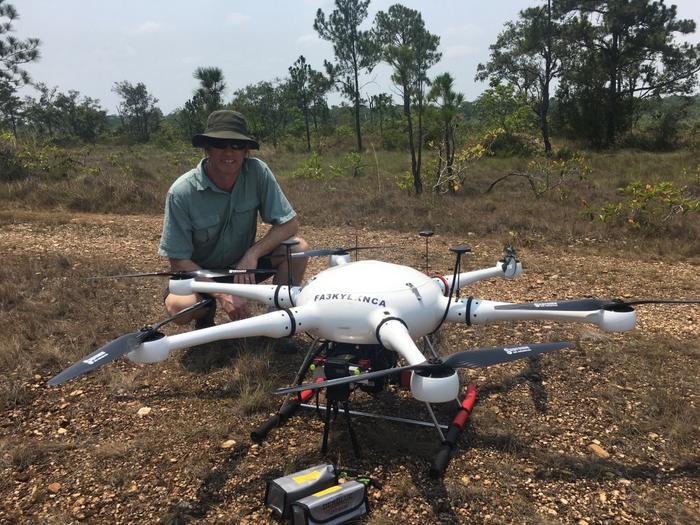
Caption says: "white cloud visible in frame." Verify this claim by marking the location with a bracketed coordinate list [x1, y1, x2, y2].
[443, 23, 484, 39]
[224, 12, 251, 27]
[135, 21, 162, 34]
[297, 32, 320, 44]
[181, 55, 201, 65]
[444, 45, 479, 58]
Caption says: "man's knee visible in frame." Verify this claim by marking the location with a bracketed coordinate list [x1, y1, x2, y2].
[293, 236, 310, 253]
[164, 294, 204, 324]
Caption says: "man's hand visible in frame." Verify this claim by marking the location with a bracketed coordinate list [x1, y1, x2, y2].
[216, 294, 250, 321]
[234, 251, 260, 285]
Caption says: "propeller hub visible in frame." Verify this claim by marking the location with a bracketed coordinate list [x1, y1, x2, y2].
[410, 369, 459, 403]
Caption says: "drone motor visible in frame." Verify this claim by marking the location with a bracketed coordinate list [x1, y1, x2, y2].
[410, 368, 460, 403]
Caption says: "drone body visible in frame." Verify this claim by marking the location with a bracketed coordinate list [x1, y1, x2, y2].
[74, 248, 640, 405]
[46, 242, 699, 476]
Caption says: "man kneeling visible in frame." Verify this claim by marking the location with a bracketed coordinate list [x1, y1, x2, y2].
[159, 110, 308, 328]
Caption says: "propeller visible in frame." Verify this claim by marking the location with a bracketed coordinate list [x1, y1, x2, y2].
[92, 268, 277, 280]
[494, 298, 700, 312]
[274, 341, 574, 395]
[288, 246, 384, 258]
[47, 297, 214, 386]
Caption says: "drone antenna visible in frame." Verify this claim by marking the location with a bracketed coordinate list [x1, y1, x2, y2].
[430, 244, 471, 335]
[355, 233, 359, 262]
[281, 238, 300, 288]
[449, 244, 471, 299]
[419, 230, 433, 274]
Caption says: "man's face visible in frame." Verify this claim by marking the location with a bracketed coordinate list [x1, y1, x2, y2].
[205, 139, 250, 176]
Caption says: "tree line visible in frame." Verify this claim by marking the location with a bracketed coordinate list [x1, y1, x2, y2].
[1, 0, 699, 194]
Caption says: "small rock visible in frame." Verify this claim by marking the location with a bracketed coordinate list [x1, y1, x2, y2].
[69, 390, 84, 397]
[136, 407, 152, 417]
[48, 482, 62, 493]
[578, 520, 589, 525]
[588, 443, 610, 458]
[220, 439, 236, 449]
[598, 491, 607, 503]
[57, 428, 67, 435]
[14, 472, 30, 482]
[460, 475, 470, 485]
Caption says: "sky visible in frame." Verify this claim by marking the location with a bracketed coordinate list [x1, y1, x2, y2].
[10, 0, 700, 115]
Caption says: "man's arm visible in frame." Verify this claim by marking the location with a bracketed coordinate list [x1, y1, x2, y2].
[167, 257, 251, 321]
[234, 217, 299, 284]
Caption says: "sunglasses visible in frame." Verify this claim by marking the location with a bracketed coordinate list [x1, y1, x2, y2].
[206, 138, 248, 150]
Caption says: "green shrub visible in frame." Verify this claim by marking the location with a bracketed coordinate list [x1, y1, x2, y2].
[0, 132, 28, 181]
[592, 180, 699, 228]
[291, 151, 324, 179]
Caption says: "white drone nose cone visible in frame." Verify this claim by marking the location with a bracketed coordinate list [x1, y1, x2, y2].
[410, 370, 460, 403]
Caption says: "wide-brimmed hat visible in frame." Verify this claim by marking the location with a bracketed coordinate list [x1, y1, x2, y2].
[192, 110, 260, 149]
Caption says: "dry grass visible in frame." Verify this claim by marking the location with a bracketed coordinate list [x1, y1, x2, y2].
[0, 145, 698, 524]
[1, 144, 698, 259]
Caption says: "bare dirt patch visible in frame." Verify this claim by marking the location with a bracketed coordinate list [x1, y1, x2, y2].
[0, 210, 698, 524]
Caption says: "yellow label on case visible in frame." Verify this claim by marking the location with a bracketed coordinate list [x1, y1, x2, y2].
[292, 470, 322, 484]
[313, 485, 342, 497]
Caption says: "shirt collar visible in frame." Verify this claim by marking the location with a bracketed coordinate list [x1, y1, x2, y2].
[193, 158, 248, 193]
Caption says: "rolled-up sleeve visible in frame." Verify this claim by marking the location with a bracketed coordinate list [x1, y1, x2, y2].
[159, 192, 194, 260]
[258, 163, 296, 225]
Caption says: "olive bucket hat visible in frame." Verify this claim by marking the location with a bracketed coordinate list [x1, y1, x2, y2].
[192, 110, 260, 149]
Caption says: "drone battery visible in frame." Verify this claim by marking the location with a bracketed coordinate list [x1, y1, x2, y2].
[291, 480, 368, 525]
[265, 464, 337, 519]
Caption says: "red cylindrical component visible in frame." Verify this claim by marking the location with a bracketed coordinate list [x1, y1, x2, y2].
[451, 384, 477, 431]
[299, 376, 324, 402]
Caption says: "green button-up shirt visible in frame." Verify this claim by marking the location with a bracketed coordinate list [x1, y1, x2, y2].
[159, 157, 296, 269]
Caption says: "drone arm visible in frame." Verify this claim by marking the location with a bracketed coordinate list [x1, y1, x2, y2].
[128, 305, 320, 363]
[439, 260, 522, 292]
[168, 279, 300, 309]
[375, 318, 427, 366]
[445, 298, 636, 332]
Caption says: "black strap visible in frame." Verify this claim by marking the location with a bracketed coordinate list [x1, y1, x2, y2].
[274, 284, 295, 308]
[465, 296, 474, 326]
[375, 316, 407, 346]
[282, 308, 296, 337]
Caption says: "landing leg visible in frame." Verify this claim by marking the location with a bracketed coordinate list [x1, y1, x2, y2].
[430, 384, 478, 478]
[343, 401, 361, 458]
[321, 400, 335, 454]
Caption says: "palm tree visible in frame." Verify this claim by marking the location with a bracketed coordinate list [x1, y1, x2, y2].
[193, 67, 226, 114]
[429, 73, 464, 192]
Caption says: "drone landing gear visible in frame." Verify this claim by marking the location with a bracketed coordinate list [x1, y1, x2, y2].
[430, 383, 477, 478]
[321, 399, 360, 458]
[250, 339, 326, 443]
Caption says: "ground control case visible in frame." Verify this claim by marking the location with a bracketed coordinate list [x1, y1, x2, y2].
[291, 480, 368, 525]
[265, 464, 337, 519]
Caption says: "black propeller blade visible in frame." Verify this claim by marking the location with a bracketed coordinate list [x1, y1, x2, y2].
[93, 268, 277, 280]
[47, 297, 214, 386]
[494, 298, 700, 312]
[441, 341, 574, 368]
[274, 341, 574, 395]
[47, 330, 151, 386]
[289, 246, 384, 258]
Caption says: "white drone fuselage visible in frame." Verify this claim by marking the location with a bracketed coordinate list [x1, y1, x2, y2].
[298, 260, 444, 343]
[128, 256, 637, 403]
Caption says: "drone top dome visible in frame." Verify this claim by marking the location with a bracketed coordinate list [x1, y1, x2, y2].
[297, 260, 446, 345]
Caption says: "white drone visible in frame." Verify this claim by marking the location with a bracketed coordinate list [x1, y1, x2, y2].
[48, 238, 699, 476]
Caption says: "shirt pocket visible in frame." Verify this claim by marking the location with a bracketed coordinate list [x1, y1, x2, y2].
[232, 201, 258, 237]
[192, 214, 221, 246]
